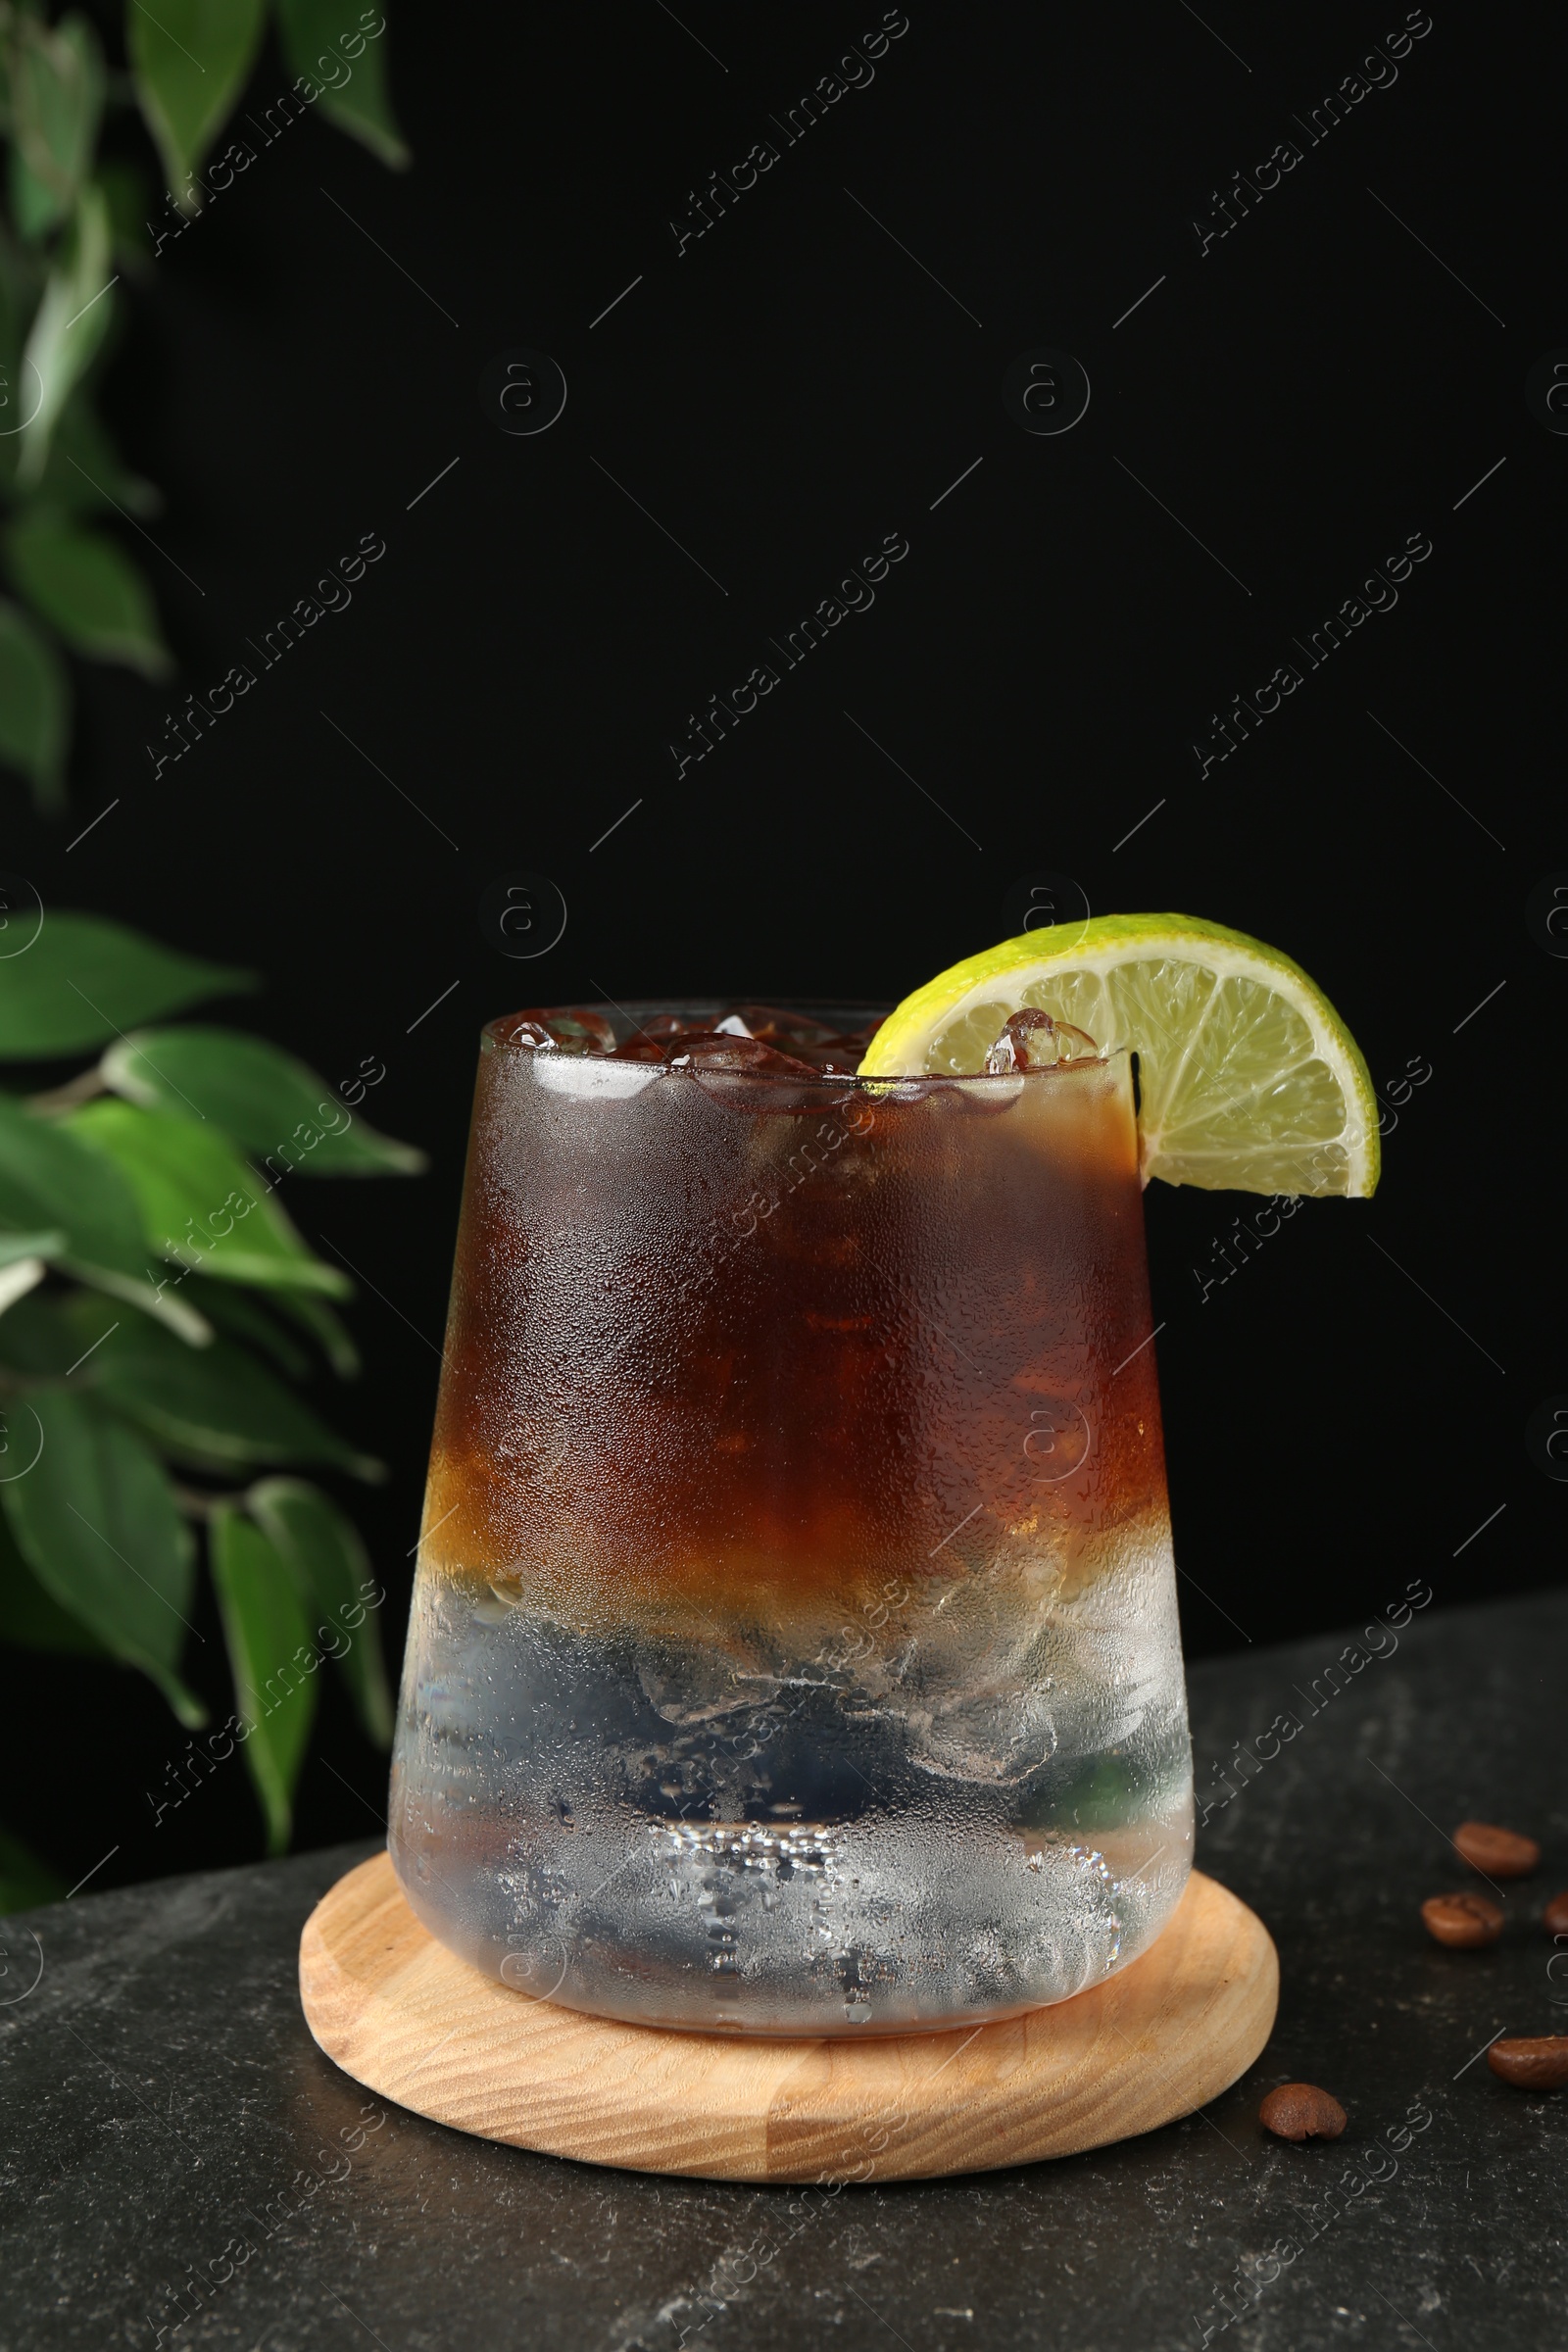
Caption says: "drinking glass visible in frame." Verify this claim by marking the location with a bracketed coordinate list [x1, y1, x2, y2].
[388, 1004, 1193, 2034]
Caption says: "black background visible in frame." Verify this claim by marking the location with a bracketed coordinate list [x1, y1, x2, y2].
[6, 1, 1561, 1893]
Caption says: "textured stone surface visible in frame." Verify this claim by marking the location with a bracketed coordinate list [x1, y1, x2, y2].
[2, 1592, 1563, 2351]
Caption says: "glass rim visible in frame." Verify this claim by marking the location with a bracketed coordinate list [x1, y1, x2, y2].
[482, 1001, 1127, 1089]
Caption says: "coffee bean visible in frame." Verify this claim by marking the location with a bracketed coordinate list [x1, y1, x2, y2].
[1487, 2036, 1568, 2090]
[1259, 2083, 1348, 2141]
[1453, 1820, 1540, 1878]
[1421, 1891, 1505, 1948]
[1543, 1889, 1568, 1937]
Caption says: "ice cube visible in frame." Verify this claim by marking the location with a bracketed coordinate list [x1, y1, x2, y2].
[546, 1008, 617, 1054]
[615, 1012, 686, 1061]
[638, 1646, 777, 1725]
[722, 1004, 840, 1048]
[671, 1031, 855, 1115]
[667, 1033, 819, 1076]
[984, 1007, 1101, 1073]
[607, 1007, 883, 1073]
[838, 1016, 884, 1057]
[906, 1681, 1061, 1785]
[506, 1017, 558, 1051]
[781, 1037, 868, 1075]
[535, 1054, 662, 1101]
[737, 1009, 885, 1075]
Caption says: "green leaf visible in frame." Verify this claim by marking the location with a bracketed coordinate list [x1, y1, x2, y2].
[128, 0, 268, 204]
[72, 1299, 381, 1478]
[0, 1494, 107, 1654]
[0, 236, 43, 487]
[185, 1279, 312, 1379]
[1, 1389, 203, 1724]
[249, 1476, 392, 1744]
[0, 598, 69, 813]
[10, 151, 63, 246]
[94, 158, 157, 275]
[0, 1250, 50, 1320]
[272, 1288, 360, 1377]
[66, 1099, 351, 1295]
[0, 1091, 209, 1343]
[0, 1219, 64, 1319]
[275, 0, 409, 170]
[17, 182, 113, 486]
[34, 390, 162, 519]
[0, 1230, 65, 1269]
[102, 1028, 426, 1177]
[5, 517, 171, 678]
[210, 1501, 317, 1853]
[11, 14, 106, 233]
[0, 1288, 79, 1377]
[0, 1820, 66, 1912]
[0, 912, 252, 1057]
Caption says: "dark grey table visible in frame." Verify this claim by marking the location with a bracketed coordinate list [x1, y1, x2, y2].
[3, 1592, 1563, 2352]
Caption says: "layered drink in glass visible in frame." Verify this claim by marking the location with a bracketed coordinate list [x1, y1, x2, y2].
[389, 1002, 1193, 2034]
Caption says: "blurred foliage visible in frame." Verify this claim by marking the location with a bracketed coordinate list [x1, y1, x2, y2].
[0, 910, 426, 1901]
[0, 1, 405, 810]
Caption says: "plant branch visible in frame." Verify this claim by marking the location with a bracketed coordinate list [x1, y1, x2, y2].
[170, 1481, 253, 1522]
[26, 1064, 109, 1114]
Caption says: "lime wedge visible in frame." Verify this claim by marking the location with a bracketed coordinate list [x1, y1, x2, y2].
[859, 913, 1379, 1196]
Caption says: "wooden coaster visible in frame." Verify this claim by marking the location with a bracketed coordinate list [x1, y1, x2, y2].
[299, 1852, 1277, 2183]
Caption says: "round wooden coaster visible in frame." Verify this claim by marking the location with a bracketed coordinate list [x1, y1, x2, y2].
[299, 1852, 1276, 2183]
